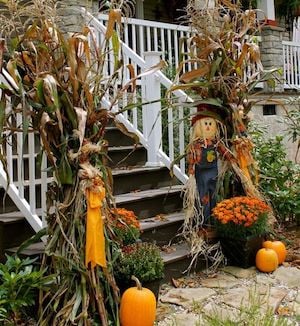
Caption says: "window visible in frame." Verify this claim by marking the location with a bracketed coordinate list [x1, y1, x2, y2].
[263, 104, 276, 116]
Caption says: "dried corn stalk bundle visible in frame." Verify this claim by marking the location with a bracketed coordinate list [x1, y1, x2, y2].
[171, 0, 278, 270]
[0, 0, 148, 324]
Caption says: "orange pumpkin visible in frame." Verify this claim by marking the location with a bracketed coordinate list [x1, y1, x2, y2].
[120, 276, 156, 326]
[262, 240, 287, 264]
[255, 248, 278, 273]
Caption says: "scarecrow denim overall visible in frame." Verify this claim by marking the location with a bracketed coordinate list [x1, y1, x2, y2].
[194, 144, 218, 224]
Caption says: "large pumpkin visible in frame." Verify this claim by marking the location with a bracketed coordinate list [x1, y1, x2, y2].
[255, 248, 278, 273]
[262, 240, 287, 264]
[120, 276, 156, 326]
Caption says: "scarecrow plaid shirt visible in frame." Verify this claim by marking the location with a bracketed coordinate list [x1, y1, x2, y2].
[187, 139, 234, 175]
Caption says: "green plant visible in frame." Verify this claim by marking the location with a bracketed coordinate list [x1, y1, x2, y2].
[282, 98, 300, 162]
[114, 243, 164, 285]
[249, 123, 300, 225]
[0, 255, 54, 325]
[202, 290, 295, 326]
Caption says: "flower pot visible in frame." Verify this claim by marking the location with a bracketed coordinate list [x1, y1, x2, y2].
[219, 236, 264, 268]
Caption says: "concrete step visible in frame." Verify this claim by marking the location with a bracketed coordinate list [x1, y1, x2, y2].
[112, 166, 179, 195]
[115, 185, 184, 219]
[140, 211, 184, 246]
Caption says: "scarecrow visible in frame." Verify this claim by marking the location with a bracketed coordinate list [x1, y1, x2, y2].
[185, 104, 235, 228]
[184, 103, 263, 232]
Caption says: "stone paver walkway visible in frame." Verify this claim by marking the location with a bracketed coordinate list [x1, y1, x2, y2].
[156, 265, 300, 325]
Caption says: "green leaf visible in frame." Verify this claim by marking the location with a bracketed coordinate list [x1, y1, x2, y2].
[16, 228, 47, 256]
[57, 152, 73, 185]
[112, 30, 120, 71]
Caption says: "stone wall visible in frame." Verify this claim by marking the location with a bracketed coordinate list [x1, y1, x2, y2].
[251, 99, 299, 163]
[260, 25, 290, 92]
[253, 25, 299, 162]
[58, 0, 98, 34]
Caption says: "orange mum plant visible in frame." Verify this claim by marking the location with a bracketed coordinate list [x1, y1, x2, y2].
[212, 196, 271, 239]
[111, 208, 141, 245]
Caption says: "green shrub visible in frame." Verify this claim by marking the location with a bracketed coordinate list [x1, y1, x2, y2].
[0, 255, 55, 324]
[113, 242, 164, 285]
[249, 123, 300, 225]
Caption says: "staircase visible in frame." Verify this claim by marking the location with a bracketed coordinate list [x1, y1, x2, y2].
[0, 9, 201, 281]
[0, 123, 199, 281]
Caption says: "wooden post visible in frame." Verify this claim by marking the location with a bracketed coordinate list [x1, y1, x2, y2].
[257, 0, 276, 26]
[142, 52, 162, 167]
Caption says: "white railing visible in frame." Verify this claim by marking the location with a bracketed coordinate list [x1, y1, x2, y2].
[283, 41, 300, 90]
[84, 9, 193, 183]
[97, 13, 196, 74]
[0, 69, 47, 232]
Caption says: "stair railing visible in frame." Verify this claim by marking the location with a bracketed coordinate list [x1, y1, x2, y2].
[282, 40, 300, 90]
[0, 69, 45, 232]
[82, 9, 194, 184]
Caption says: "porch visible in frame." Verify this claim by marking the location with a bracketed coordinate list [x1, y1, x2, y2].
[0, 8, 299, 237]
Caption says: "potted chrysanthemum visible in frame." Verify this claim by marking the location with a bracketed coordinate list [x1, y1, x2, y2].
[113, 242, 164, 299]
[110, 208, 141, 245]
[212, 196, 271, 267]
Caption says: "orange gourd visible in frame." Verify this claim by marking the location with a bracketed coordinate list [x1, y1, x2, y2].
[262, 240, 287, 264]
[120, 276, 156, 326]
[255, 248, 278, 272]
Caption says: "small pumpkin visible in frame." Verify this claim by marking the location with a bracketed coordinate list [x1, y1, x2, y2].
[255, 248, 278, 273]
[120, 276, 156, 326]
[262, 240, 287, 264]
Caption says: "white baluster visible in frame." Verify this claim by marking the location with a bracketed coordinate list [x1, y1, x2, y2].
[28, 131, 36, 214]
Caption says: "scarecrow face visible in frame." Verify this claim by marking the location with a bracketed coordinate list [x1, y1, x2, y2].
[193, 117, 217, 140]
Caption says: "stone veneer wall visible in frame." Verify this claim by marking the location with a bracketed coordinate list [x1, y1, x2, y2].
[58, 0, 98, 34]
[259, 25, 290, 92]
[250, 25, 299, 163]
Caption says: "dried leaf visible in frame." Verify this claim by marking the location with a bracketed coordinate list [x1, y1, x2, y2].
[180, 65, 210, 83]
[236, 43, 250, 69]
[114, 120, 139, 144]
[105, 9, 122, 40]
[121, 60, 167, 92]
[126, 64, 136, 92]
[40, 112, 56, 166]
[171, 278, 180, 288]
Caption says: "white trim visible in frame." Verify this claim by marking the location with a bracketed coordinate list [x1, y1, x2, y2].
[0, 163, 43, 232]
[97, 13, 191, 32]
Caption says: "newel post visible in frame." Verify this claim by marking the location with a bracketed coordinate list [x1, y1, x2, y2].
[142, 51, 162, 166]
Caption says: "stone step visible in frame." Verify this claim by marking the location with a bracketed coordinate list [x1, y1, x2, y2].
[112, 166, 179, 195]
[140, 211, 184, 246]
[115, 185, 184, 219]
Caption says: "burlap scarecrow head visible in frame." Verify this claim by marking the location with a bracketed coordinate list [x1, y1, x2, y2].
[191, 104, 225, 141]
